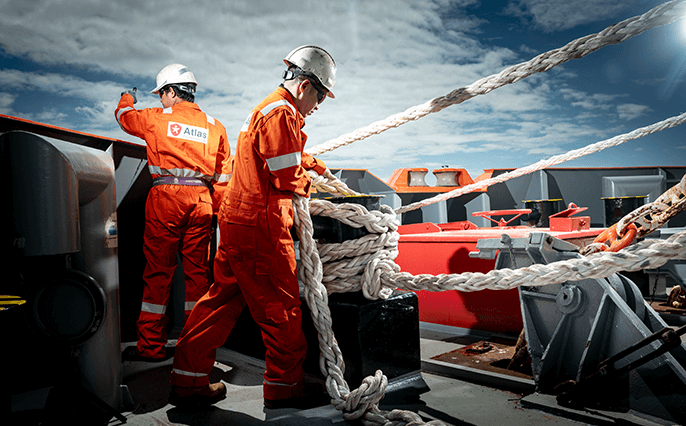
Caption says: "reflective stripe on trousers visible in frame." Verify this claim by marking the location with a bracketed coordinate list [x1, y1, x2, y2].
[170, 218, 306, 399]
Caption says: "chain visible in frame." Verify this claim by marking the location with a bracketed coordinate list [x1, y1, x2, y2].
[582, 174, 686, 255]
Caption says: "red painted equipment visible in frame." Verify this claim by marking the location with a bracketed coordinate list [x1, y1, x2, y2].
[395, 207, 603, 335]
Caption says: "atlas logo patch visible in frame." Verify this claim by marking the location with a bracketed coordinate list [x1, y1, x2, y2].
[167, 122, 208, 144]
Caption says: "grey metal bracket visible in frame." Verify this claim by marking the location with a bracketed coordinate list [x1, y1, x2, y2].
[485, 232, 686, 424]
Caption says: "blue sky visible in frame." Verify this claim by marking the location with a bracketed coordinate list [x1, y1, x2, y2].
[1, 0, 685, 183]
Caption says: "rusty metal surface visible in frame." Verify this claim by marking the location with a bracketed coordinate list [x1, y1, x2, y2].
[430, 339, 533, 381]
[649, 298, 686, 315]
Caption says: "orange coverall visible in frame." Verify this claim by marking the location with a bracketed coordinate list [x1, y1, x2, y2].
[115, 93, 231, 359]
[171, 86, 326, 400]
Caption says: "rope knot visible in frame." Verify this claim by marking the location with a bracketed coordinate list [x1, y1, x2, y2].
[362, 256, 401, 299]
[338, 370, 388, 420]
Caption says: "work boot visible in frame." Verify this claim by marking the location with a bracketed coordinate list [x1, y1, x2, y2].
[168, 382, 227, 407]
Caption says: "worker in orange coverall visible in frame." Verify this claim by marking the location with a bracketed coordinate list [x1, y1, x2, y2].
[115, 64, 231, 362]
[168, 46, 335, 409]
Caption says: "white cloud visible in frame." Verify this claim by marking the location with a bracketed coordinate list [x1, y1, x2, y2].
[504, 0, 646, 32]
[559, 88, 627, 110]
[0, 69, 122, 101]
[0, 92, 17, 114]
[617, 103, 651, 120]
[0, 0, 678, 181]
[0, 1, 512, 144]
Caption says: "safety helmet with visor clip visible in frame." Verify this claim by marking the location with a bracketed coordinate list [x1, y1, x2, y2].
[282, 45, 336, 99]
[151, 63, 198, 95]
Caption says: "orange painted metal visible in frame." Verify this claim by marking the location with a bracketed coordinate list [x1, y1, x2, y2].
[593, 222, 639, 252]
[387, 167, 484, 193]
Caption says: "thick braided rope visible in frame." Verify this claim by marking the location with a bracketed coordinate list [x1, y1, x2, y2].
[306, 0, 686, 157]
[309, 199, 401, 299]
[385, 231, 686, 295]
[294, 195, 446, 425]
[309, 111, 686, 211]
[295, 192, 686, 425]
[310, 199, 398, 234]
[308, 198, 686, 297]
[293, 196, 351, 409]
[317, 232, 399, 264]
[395, 111, 686, 215]
[310, 168, 362, 197]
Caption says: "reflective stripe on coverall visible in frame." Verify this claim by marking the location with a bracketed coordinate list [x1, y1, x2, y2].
[171, 86, 326, 399]
[115, 93, 231, 359]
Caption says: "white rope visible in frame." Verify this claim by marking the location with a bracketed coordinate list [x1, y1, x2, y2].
[311, 168, 362, 197]
[386, 231, 686, 295]
[395, 111, 686, 215]
[306, 199, 686, 298]
[306, 0, 686, 157]
[295, 193, 686, 425]
[292, 3, 686, 424]
[295, 196, 446, 425]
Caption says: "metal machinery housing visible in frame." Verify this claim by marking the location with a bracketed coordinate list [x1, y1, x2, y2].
[475, 232, 686, 424]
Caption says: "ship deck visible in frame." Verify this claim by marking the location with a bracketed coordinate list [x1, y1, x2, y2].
[109, 321, 683, 426]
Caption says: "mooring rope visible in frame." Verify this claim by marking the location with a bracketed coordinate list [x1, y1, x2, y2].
[388, 231, 686, 294]
[294, 195, 445, 426]
[309, 111, 686, 219]
[293, 2, 686, 424]
[306, 0, 686, 158]
[395, 111, 686, 215]
[296, 193, 686, 425]
[304, 198, 686, 297]
[311, 168, 361, 197]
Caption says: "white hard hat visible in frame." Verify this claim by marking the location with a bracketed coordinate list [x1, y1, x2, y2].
[151, 64, 198, 94]
[283, 45, 336, 99]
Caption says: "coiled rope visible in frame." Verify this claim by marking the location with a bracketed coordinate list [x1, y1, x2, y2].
[295, 194, 686, 425]
[293, 2, 686, 424]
